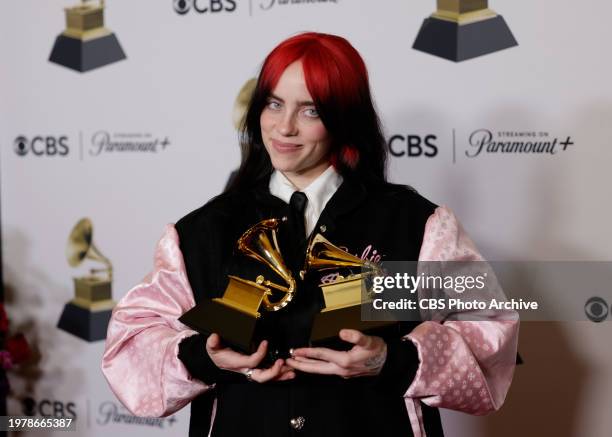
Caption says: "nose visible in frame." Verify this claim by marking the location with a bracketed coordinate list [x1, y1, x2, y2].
[277, 112, 298, 137]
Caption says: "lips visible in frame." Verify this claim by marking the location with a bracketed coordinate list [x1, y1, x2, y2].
[271, 139, 302, 153]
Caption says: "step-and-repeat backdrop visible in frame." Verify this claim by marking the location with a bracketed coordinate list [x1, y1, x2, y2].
[2, 1, 611, 436]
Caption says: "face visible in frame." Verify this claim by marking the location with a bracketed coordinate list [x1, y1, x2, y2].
[260, 60, 332, 188]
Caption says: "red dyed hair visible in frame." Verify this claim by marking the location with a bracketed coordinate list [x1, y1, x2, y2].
[259, 32, 368, 169]
[230, 32, 387, 191]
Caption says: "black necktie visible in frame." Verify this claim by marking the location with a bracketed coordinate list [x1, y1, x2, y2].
[289, 191, 308, 244]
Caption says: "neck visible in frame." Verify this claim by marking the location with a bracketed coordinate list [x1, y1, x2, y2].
[281, 161, 331, 190]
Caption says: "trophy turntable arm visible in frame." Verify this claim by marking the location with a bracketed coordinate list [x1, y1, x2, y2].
[257, 275, 296, 311]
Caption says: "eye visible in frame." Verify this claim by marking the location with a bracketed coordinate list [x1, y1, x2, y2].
[303, 107, 319, 118]
[266, 100, 282, 111]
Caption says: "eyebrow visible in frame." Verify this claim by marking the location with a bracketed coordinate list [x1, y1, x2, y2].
[268, 93, 315, 107]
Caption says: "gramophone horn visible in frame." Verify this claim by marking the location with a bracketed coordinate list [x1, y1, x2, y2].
[66, 218, 113, 279]
[237, 218, 296, 311]
[305, 234, 377, 271]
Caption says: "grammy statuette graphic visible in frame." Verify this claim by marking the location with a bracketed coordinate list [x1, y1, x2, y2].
[57, 218, 116, 341]
[413, 0, 517, 61]
[179, 218, 297, 352]
[49, 0, 126, 72]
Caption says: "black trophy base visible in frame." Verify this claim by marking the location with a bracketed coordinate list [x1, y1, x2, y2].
[310, 305, 396, 345]
[179, 299, 259, 354]
[413, 15, 517, 62]
[49, 33, 126, 72]
[57, 302, 112, 342]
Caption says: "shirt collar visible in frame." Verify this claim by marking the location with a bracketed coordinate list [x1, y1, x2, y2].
[269, 166, 344, 233]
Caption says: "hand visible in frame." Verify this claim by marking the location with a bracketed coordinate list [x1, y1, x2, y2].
[206, 333, 295, 383]
[286, 329, 387, 379]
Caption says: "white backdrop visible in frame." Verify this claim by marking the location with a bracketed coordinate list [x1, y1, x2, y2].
[1, 0, 612, 436]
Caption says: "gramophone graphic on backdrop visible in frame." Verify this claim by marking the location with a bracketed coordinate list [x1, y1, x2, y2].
[49, 0, 126, 72]
[225, 78, 258, 190]
[413, 0, 518, 61]
[57, 218, 116, 342]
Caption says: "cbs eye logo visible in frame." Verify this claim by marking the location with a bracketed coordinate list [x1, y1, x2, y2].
[584, 297, 610, 323]
[14, 136, 28, 156]
[173, 0, 190, 14]
[173, 0, 237, 15]
[13, 135, 69, 157]
[21, 397, 77, 418]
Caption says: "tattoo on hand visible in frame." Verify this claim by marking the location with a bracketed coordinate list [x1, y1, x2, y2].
[364, 351, 387, 372]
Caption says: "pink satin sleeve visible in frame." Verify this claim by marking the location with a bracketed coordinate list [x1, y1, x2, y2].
[101, 224, 210, 417]
[404, 206, 519, 421]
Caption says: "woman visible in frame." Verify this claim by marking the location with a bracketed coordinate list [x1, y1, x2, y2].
[102, 32, 519, 437]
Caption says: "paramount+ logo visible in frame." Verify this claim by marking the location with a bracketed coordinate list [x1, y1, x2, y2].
[14, 135, 70, 157]
[173, 0, 237, 14]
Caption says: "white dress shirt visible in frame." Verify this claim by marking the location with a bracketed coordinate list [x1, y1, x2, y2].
[269, 166, 343, 236]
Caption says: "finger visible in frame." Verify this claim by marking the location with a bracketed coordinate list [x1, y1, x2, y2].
[206, 333, 220, 350]
[286, 357, 337, 375]
[291, 356, 327, 365]
[340, 329, 371, 348]
[251, 359, 284, 383]
[271, 365, 296, 381]
[288, 356, 354, 378]
[279, 364, 296, 373]
[292, 347, 351, 368]
[242, 340, 268, 368]
[275, 370, 296, 381]
[211, 340, 268, 370]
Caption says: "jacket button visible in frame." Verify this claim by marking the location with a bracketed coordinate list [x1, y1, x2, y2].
[319, 224, 327, 233]
[290, 416, 305, 430]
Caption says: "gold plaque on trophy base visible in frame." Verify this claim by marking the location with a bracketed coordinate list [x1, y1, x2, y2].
[179, 297, 261, 353]
[180, 276, 270, 352]
[309, 275, 395, 343]
[63, 3, 109, 41]
[58, 277, 115, 342]
[413, 0, 517, 62]
[74, 276, 112, 302]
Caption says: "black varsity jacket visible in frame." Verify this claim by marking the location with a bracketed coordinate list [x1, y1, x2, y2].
[175, 176, 445, 437]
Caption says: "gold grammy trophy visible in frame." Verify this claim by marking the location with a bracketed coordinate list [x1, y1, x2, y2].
[58, 218, 116, 341]
[304, 234, 395, 343]
[413, 0, 517, 62]
[49, 0, 126, 72]
[179, 218, 296, 352]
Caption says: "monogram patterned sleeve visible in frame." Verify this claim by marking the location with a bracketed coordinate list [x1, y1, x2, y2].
[404, 206, 519, 416]
[101, 224, 210, 417]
